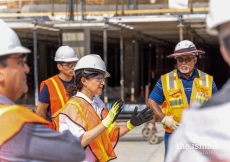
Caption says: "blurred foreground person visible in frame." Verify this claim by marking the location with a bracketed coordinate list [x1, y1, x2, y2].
[0, 19, 85, 162]
[166, 0, 230, 161]
[52, 54, 154, 162]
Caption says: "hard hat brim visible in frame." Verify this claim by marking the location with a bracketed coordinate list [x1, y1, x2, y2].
[75, 67, 110, 77]
[167, 50, 205, 58]
[0, 46, 31, 56]
[55, 57, 79, 62]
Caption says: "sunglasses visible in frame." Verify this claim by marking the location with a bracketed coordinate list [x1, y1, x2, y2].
[61, 62, 76, 68]
[176, 57, 195, 63]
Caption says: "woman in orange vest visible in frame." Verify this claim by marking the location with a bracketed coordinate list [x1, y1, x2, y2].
[52, 54, 153, 162]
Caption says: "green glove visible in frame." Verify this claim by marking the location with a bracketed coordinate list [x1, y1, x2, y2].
[102, 99, 123, 128]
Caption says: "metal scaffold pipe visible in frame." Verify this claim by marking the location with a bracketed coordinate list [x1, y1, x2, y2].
[140, 39, 144, 100]
[178, 15, 184, 41]
[69, 0, 74, 21]
[131, 35, 135, 102]
[148, 42, 152, 87]
[33, 19, 38, 106]
[120, 30, 124, 101]
[80, 0, 84, 20]
[103, 18, 108, 108]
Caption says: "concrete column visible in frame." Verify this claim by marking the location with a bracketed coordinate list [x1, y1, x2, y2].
[62, 29, 91, 58]
[38, 43, 47, 84]
[124, 38, 140, 100]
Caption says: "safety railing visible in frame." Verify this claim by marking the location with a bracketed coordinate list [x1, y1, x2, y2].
[0, 0, 209, 9]
[0, 0, 209, 19]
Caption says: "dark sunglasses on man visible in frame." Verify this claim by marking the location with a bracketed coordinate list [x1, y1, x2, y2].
[175, 56, 195, 63]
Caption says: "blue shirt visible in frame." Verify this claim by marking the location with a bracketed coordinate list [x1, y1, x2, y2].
[149, 68, 218, 104]
[38, 76, 75, 121]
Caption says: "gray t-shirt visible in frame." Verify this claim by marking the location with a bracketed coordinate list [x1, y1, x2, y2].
[0, 94, 85, 162]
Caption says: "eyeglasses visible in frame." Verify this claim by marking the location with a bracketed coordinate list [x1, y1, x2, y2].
[176, 57, 195, 63]
[8, 54, 27, 67]
[93, 75, 106, 83]
[61, 62, 76, 68]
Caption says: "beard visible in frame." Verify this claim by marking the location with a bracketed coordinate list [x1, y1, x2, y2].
[179, 65, 190, 74]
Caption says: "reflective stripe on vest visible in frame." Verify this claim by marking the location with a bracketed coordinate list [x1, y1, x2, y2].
[49, 77, 65, 107]
[191, 70, 213, 105]
[40, 75, 70, 120]
[162, 69, 188, 109]
[0, 104, 50, 146]
[0, 105, 18, 115]
[67, 100, 110, 161]
[161, 69, 213, 133]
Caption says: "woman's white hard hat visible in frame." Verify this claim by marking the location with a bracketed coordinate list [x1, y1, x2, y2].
[74, 54, 110, 77]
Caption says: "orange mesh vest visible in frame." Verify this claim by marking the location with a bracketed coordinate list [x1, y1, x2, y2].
[161, 69, 213, 133]
[40, 75, 70, 129]
[52, 97, 119, 162]
[0, 104, 50, 146]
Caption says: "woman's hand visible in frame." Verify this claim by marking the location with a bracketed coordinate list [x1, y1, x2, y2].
[127, 106, 154, 130]
[102, 99, 123, 128]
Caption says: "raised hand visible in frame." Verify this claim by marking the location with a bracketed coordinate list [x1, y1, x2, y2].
[102, 99, 123, 128]
[127, 106, 154, 130]
[161, 115, 179, 130]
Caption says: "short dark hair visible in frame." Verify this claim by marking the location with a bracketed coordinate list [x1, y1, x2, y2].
[66, 69, 100, 97]
[0, 55, 9, 67]
[56, 61, 64, 65]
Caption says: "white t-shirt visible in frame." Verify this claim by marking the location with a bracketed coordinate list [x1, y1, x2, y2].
[59, 92, 104, 162]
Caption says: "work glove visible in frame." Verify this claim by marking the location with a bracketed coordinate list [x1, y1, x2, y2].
[102, 99, 123, 128]
[127, 106, 154, 130]
[161, 115, 179, 130]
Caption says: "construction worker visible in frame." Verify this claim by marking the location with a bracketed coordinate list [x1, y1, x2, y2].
[166, 0, 230, 161]
[147, 40, 218, 157]
[36, 45, 78, 127]
[52, 54, 154, 162]
[0, 19, 85, 161]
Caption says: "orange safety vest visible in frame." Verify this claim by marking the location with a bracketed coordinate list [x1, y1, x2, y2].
[52, 97, 119, 162]
[0, 104, 50, 146]
[161, 69, 213, 133]
[40, 75, 70, 129]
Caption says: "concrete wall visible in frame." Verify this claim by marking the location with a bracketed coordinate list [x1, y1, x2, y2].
[124, 38, 140, 101]
[62, 29, 91, 58]
[38, 43, 47, 83]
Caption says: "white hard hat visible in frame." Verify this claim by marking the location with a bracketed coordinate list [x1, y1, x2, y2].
[0, 19, 31, 56]
[74, 54, 110, 77]
[206, 0, 230, 35]
[167, 40, 205, 58]
[54, 46, 79, 62]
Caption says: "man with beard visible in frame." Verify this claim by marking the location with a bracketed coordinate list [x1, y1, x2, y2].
[147, 40, 218, 157]
[36, 46, 78, 129]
